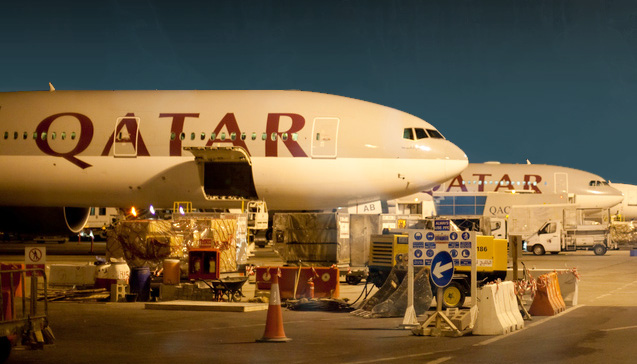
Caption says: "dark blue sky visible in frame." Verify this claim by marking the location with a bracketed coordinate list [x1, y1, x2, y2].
[2, 0, 636, 183]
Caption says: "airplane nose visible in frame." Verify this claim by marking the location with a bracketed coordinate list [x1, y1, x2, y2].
[607, 185, 625, 207]
[444, 142, 469, 179]
[608, 194, 624, 207]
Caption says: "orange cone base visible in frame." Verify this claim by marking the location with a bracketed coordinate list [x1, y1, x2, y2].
[256, 336, 292, 343]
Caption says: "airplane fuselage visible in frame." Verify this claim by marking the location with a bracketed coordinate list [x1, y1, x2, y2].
[609, 182, 637, 220]
[0, 90, 468, 211]
[396, 162, 623, 218]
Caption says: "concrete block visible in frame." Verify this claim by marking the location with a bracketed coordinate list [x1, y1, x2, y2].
[445, 308, 472, 331]
[49, 264, 96, 286]
[160, 284, 179, 301]
[110, 282, 128, 302]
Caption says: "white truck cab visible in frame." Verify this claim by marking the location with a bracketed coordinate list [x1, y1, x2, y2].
[533, 220, 562, 254]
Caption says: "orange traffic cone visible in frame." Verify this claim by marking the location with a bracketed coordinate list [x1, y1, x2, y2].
[257, 270, 291, 342]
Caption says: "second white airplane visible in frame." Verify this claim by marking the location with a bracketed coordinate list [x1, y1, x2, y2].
[396, 161, 623, 217]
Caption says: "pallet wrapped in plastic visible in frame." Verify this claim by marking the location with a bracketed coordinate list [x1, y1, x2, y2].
[106, 214, 247, 272]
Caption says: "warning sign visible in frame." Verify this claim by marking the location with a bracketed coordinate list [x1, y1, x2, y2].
[25, 247, 46, 277]
[410, 229, 476, 267]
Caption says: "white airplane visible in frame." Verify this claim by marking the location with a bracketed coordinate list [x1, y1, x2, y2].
[396, 162, 623, 216]
[609, 182, 637, 221]
[0, 89, 468, 234]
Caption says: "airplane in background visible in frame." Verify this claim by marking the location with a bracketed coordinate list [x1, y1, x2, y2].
[0, 89, 468, 235]
[395, 161, 623, 217]
[609, 182, 637, 221]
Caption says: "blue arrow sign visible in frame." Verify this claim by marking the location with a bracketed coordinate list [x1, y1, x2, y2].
[431, 251, 454, 288]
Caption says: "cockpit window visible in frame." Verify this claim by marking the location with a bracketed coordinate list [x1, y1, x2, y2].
[403, 128, 414, 140]
[427, 129, 445, 139]
[589, 180, 609, 186]
[415, 128, 428, 139]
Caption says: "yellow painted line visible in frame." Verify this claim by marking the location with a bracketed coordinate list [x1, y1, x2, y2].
[342, 351, 453, 364]
[427, 357, 453, 364]
[474, 305, 585, 346]
[600, 325, 637, 332]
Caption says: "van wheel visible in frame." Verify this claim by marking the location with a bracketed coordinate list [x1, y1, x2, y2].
[442, 281, 466, 309]
[532, 244, 545, 256]
[593, 244, 607, 256]
[346, 274, 362, 285]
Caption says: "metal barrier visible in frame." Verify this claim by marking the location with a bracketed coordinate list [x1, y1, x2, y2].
[256, 266, 340, 299]
[0, 267, 51, 349]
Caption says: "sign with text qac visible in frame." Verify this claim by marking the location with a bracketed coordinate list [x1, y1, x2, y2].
[409, 229, 476, 268]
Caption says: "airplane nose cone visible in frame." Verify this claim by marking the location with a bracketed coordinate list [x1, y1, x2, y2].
[444, 142, 469, 179]
[608, 194, 624, 207]
[605, 184, 625, 208]
[578, 187, 625, 209]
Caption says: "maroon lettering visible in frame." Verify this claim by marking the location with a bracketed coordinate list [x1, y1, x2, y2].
[204, 113, 249, 152]
[494, 174, 514, 192]
[35, 113, 94, 169]
[265, 113, 308, 157]
[445, 175, 468, 192]
[524, 174, 542, 193]
[473, 173, 492, 192]
[159, 113, 200, 156]
[100, 113, 150, 156]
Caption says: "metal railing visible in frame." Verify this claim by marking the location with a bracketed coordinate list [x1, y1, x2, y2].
[0, 268, 48, 327]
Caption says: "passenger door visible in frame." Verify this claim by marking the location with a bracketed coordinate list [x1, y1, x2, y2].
[311, 117, 339, 158]
[113, 116, 140, 157]
[554, 173, 568, 194]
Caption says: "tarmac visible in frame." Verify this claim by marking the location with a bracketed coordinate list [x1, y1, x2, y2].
[2, 247, 636, 363]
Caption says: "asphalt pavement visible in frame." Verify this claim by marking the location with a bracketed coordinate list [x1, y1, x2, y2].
[2, 248, 636, 363]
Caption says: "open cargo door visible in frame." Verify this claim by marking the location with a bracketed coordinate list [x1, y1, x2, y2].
[184, 147, 258, 200]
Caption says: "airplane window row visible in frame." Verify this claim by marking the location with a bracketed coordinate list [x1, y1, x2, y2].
[589, 180, 609, 186]
[170, 131, 299, 142]
[3, 131, 77, 141]
[2, 131, 299, 143]
[462, 180, 542, 186]
[403, 128, 445, 140]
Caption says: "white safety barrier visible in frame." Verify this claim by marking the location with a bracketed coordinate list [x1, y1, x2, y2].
[473, 281, 524, 335]
[556, 271, 579, 306]
[49, 264, 97, 286]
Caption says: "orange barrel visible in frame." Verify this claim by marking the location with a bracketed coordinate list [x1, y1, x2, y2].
[1, 263, 24, 298]
[163, 259, 181, 285]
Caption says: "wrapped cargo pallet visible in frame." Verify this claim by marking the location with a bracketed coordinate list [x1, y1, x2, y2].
[272, 213, 380, 266]
[106, 213, 248, 273]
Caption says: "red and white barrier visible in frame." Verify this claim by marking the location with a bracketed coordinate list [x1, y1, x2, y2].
[529, 272, 566, 316]
[255, 266, 339, 299]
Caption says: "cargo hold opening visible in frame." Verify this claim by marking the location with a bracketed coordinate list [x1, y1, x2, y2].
[203, 161, 258, 199]
[184, 146, 258, 200]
